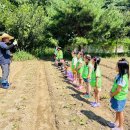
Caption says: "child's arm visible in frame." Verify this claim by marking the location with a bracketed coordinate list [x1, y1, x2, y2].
[110, 86, 122, 97]
[77, 63, 82, 70]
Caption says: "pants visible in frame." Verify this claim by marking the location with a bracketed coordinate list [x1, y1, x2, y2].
[0, 64, 10, 82]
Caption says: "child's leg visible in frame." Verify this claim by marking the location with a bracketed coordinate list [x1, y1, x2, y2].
[76, 74, 83, 89]
[73, 71, 77, 81]
[85, 82, 88, 93]
[87, 83, 91, 95]
[96, 89, 100, 103]
[115, 112, 119, 126]
[79, 75, 82, 85]
[94, 88, 97, 102]
[75, 73, 79, 85]
[118, 112, 124, 130]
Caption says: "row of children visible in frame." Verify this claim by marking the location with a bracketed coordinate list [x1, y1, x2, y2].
[54, 47, 129, 130]
[71, 51, 101, 107]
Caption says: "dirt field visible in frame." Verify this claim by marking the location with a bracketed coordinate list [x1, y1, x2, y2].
[0, 59, 129, 130]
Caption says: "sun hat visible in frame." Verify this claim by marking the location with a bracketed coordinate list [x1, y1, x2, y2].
[0, 33, 14, 41]
[57, 46, 61, 49]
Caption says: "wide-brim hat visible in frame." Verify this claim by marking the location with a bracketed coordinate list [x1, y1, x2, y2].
[57, 46, 61, 49]
[0, 33, 14, 41]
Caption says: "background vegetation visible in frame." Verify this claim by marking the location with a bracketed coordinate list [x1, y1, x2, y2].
[0, 0, 130, 59]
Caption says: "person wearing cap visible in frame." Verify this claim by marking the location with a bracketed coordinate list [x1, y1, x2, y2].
[56, 47, 63, 61]
[0, 33, 17, 89]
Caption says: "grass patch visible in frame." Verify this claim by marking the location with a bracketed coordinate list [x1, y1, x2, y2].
[13, 51, 36, 61]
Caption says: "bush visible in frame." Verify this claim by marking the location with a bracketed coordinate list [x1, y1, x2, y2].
[84, 52, 130, 58]
[13, 51, 36, 61]
[32, 47, 54, 59]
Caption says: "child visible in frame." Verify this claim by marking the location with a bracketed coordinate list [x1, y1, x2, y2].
[56, 47, 63, 60]
[82, 55, 93, 98]
[76, 52, 84, 89]
[71, 51, 78, 83]
[90, 57, 102, 107]
[55, 47, 63, 66]
[54, 46, 58, 61]
[64, 62, 74, 81]
[109, 58, 129, 130]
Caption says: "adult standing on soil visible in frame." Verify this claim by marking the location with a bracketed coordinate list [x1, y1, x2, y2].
[0, 33, 17, 89]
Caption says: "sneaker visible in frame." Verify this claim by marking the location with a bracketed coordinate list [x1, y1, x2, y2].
[90, 102, 96, 105]
[1, 83, 9, 89]
[92, 102, 100, 107]
[1, 80, 10, 89]
[83, 92, 88, 95]
[76, 86, 83, 90]
[108, 122, 117, 128]
[83, 94, 91, 98]
[73, 80, 77, 84]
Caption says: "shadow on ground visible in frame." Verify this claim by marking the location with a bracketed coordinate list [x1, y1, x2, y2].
[67, 86, 90, 104]
[81, 110, 110, 127]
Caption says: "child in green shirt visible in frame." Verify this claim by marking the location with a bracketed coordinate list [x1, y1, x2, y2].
[71, 51, 78, 83]
[90, 57, 102, 107]
[109, 58, 129, 130]
[76, 52, 84, 90]
[56, 47, 63, 60]
[82, 55, 92, 98]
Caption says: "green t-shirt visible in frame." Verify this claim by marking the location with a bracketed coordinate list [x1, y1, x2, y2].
[76, 58, 83, 74]
[57, 50, 63, 60]
[90, 66, 102, 88]
[71, 57, 77, 70]
[111, 74, 129, 100]
[82, 63, 93, 79]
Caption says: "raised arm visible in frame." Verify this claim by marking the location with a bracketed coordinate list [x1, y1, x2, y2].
[0, 42, 14, 50]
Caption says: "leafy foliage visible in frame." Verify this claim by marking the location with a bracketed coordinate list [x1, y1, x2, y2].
[0, 0, 130, 56]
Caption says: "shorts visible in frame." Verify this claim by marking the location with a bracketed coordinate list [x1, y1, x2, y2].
[83, 78, 91, 83]
[110, 97, 126, 112]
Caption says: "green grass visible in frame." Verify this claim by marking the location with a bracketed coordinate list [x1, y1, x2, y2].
[13, 51, 36, 61]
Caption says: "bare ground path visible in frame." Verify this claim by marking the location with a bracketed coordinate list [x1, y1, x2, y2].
[0, 60, 57, 130]
[0, 60, 129, 130]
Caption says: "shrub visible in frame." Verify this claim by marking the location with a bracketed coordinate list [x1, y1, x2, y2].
[32, 47, 54, 58]
[13, 50, 36, 61]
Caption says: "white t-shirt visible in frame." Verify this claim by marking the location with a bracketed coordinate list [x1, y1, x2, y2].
[115, 75, 126, 87]
[73, 57, 77, 66]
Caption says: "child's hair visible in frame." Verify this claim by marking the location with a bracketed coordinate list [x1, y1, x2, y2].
[84, 54, 91, 61]
[72, 51, 77, 55]
[78, 52, 84, 57]
[116, 58, 129, 82]
[65, 61, 70, 67]
[93, 57, 101, 71]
